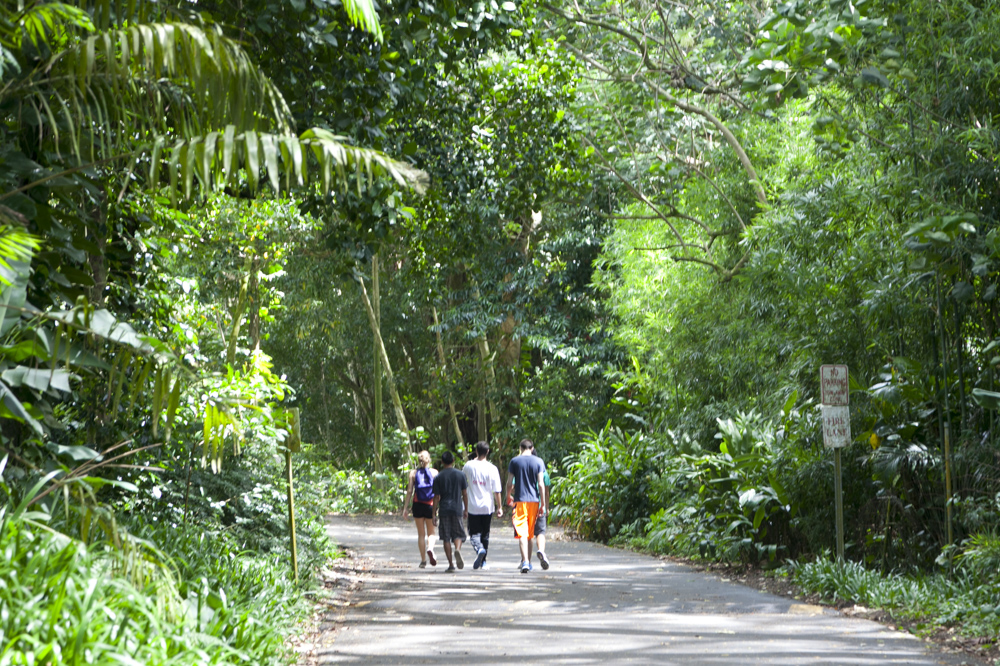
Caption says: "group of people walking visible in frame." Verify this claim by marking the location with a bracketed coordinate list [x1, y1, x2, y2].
[401, 439, 550, 574]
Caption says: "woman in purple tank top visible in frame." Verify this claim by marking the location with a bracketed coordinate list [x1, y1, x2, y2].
[402, 450, 439, 567]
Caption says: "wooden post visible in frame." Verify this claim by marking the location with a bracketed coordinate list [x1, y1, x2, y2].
[286, 448, 299, 582]
[285, 407, 301, 582]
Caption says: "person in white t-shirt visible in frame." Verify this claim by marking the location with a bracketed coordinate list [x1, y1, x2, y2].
[463, 440, 503, 570]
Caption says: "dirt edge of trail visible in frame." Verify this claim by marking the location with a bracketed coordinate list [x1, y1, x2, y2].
[289, 545, 371, 666]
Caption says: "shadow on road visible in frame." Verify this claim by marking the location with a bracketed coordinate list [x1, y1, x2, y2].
[316, 515, 978, 666]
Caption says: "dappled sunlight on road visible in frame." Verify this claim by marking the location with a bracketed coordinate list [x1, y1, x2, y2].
[319, 515, 974, 665]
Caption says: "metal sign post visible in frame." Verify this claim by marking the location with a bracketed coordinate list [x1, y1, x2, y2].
[285, 408, 302, 582]
[820, 365, 850, 561]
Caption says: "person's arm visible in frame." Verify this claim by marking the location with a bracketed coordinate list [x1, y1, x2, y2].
[462, 487, 469, 520]
[504, 472, 514, 506]
[401, 470, 415, 518]
[537, 470, 546, 514]
[493, 491, 503, 518]
[432, 474, 440, 524]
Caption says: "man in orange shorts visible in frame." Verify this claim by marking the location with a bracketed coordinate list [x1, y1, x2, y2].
[505, 438, 546, 573]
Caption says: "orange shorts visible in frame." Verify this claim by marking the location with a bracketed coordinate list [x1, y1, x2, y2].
[512, 502, 539, 539]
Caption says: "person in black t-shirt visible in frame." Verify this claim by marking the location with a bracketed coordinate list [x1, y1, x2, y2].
[433, 451, 469, 572]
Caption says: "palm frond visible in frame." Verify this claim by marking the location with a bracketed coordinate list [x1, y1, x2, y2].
[0, 225, 40, 286]
[6, 17, 293, 165]
[341, 0, 383, 42]
[10, 2, 95, 49]
[153, 125, 428, 203]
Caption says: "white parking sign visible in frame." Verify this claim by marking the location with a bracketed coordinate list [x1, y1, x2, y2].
[821, 405, 852, 449]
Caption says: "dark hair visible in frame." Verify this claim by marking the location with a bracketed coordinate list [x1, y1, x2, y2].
[441, 450, 455, 465]
[519, 438, 533, 451]
[476, 441, 490, 457]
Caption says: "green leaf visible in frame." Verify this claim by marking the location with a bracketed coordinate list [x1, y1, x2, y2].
[245, 130, 260, 192]
[860, 67, 890, 88]
[48, 444, 101, 462]
[782, 389, 798, 418]
[951, 281, 975, 303]
[261, 133, 280, 193]
[972, 388, 1000, 410]
[753, 505, 766, 530]
[0, 381, 44, 435]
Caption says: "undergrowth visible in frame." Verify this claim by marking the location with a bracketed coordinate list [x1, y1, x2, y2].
[0, 448, 337, 666]
[792, 557, 1000, 638]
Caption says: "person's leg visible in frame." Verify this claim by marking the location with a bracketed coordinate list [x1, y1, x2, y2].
[420, 515, 437, 565]
[518, 536, 530, 563]
[426, 519, 437, 554]
[525, 503, 539, 568]
[453, 518, 466, 569]
[467, 515, 484, 555]
[415, 518, 427, 564]
[443, 540, 455, 568]
[480, 515, 491, 561]
[536, 531, 549, 569]
[468, 514, 486, 568]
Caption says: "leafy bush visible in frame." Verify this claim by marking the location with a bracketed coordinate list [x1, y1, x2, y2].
[327, 468, 405, 514]
[955, 530, 1000, 579]
[552, 423, 659, 540]
[643, 410, 799, 562]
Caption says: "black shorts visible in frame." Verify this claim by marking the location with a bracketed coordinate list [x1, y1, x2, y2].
[412, 502, 433, 519]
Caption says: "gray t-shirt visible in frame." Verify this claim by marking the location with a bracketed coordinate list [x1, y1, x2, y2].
[432, 467, 467, 517]
[508, 454, 545, 503]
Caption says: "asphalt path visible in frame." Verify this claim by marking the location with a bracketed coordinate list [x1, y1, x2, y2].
[318, 515, 977, 665]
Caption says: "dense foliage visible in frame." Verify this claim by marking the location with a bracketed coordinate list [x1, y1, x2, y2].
[6, 0, 1000, 657]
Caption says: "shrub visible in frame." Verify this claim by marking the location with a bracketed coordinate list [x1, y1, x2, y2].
[552, 423, 659, 540]
[644, 410, 801, 563]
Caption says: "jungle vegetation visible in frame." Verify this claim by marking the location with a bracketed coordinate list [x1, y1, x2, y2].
[2, 0, 1000, 660]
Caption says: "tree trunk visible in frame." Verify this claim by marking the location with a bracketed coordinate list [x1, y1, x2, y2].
[477, 334, 501, 431]
[372, 254, 384, 473]
[433, 307, 465, 448]
[357, 276, 409, 439]
[226, 255, 253, 367]
[248, 256, 261, 352]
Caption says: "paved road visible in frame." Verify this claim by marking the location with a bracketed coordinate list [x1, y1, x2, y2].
[319, 515, 977, 665]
